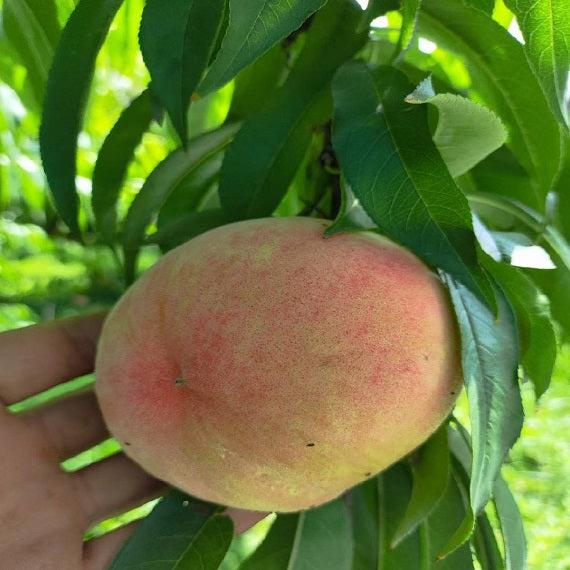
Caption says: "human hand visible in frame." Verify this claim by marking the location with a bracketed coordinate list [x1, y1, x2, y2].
[0, 314, 265, 569]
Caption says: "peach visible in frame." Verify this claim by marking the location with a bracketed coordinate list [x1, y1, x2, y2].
[95, 217, 462, 512]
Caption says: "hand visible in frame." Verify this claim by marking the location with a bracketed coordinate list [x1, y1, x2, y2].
[0, 314, 265, 569]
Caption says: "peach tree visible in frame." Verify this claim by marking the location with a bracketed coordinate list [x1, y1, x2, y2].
[2, 0, 569, 567]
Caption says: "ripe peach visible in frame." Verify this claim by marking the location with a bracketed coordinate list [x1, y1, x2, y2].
[95, 217, 462, 512]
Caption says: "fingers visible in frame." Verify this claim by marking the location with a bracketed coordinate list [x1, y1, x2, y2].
[73, 453, 166, 527]
[23, 390, 110, 461]
[0, 312, 107, 406]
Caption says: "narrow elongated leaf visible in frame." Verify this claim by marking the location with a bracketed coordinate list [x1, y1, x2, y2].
[391, 425, 450, 547]
[241, 499, 352, 570]
[147, 208, 227, 251]
[240, 515, 298, 569]
[350, 479, 380, 570]
[139, 0, 226, 143]
[199, 0, 327, 95]
[122, 123, 239, 282]
[332, 61, 493, 306]
[39, 0, 125, 234]
[472, 511, 504, 570]
[419, 0, 561, 210]
[92, 89, 154, 245]
[493, 475, 527, 570]
[484, 258, 556, 399]
[109, 490, 224, 568]
[406, 77, 507, 178]
[504, 0, 570, 127]
[393, 0, 421, 61]
[219, 0, 367, 221]
[441, 274, 523, 550]
[2, 0, 60, 105]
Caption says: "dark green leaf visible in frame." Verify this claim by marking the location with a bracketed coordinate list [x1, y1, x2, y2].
[504, 0, 570, 127]
[92, 89, 154, 246]
[556, 136, 570, 240]
[147, 208, 227, 251]
[139, 0, 226, 143]
[199, 0, 327, 95]
[219, 0, 367, 221]
[419, 0, 561, 211]
[493, 474, 527, 570]
[332, 61, 493, 306]
[350, 479, 379, 570]
[177, 514, 233, 569]
[484, 258, 556, 399]
[122, 123, 239, 282]
[440, 275, 523, 551]
[406, 77, 507, 178]
[242, 499, 352, 570]
[2, 0, 59, 106]
[39, 0, 125, 234]
[226, 44, 288, 121]
[391, 425, 450, 547]
[109, 490, 225, 569]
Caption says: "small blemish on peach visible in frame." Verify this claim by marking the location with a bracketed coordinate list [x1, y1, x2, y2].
[175, 377, 187, 386]
[306, 442, 315, 447]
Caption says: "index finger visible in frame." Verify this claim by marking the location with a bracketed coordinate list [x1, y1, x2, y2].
[0, 312, 107, 406]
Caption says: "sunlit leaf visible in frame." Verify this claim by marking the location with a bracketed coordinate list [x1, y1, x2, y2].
[139, 0, 226, 143]
[406, 76, 507, 178]
[2, 0, 60, 106]
[504, 0, 570, 127]
[199, 0, 327, 95]
[39, 0, 125, 234]
[419, 0, 561, 211]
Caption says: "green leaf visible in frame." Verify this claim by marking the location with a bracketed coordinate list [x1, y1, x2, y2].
[350, 479, 380, 570]
[139, 0, 226, 144]
[39, 0, 125, 234]
[219, 0, 367, 221]
[331, 61, 493, 306]
[92, 89, 154, 246]
[391, 425, 450, 547]
[484, 258, 556, 399]
[177, 514, 234, 569]
[226, 44, 288, 121]
[2, 0, 60, 106]
[419, 0, 561, 211]
[472, 511, 504, 570]
[199, 0, 327, 95]
[240, 515, 298, 569]
[122, 123, 239, 282]
[379, 463, 424, 569]
[493, 474, 527, 570]
[441, 274, 523, 550]
[504, 0, 570, 127]
[393, 0, 421, 62]
[241, 499, 352, 570]
[109, 490, 227, 569]
[147, 208, 227, 251]
[406, 77, 508, 178]
[358, 0, 399, 31]
[325, 178, 376, 236]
